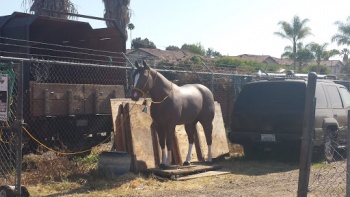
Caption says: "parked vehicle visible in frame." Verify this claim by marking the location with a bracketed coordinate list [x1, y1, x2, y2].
[228, 78, 350, 161]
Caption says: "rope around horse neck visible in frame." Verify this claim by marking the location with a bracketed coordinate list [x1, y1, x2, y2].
[133, 69, 173, 104]
[150, 82, 173, 104]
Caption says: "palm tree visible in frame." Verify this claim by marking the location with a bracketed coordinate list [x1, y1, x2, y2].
[274, 15, 313, 71]
[323, 49, 340, 60]
[331, 17, 350, 46]
[128, 23, 135, 44]
[22, 0, 77, 19]
[102, 0, 131, 39]
[340, 48, 350, 65]
[309, 42, 339, 73]
[281, 43, 314, 72]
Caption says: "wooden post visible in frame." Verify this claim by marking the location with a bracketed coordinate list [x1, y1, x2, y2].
[67, 89, 73, 115]
[94, 91, 99, 114]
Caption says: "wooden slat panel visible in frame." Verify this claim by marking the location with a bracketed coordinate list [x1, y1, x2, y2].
[31, 99, 84, 116]
[31, 83, 125, 116]
[84, 84, 125, 114]
[32, 83, 84, 100]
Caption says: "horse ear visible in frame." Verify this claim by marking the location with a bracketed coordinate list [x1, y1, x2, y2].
[134, 60, 140, 68]
[143, 60, 150, 70]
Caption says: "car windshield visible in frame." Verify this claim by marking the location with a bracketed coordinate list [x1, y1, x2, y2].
[235, 81, 306, 111]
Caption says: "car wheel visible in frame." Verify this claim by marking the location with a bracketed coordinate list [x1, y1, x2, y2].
[324, 130, 335, 163]
[0, 185, 15, 197]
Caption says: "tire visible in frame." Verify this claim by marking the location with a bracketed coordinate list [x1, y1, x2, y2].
[324, 129, 335, 163]
[0, 185, 15, 197]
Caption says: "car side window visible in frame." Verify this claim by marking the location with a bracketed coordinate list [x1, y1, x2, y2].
[339, 87, 350, 108]
[315, 84, 328, 108]
[326, 85, 343, 109]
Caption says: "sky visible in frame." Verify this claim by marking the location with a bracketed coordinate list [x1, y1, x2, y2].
[1, 0, 350, 60]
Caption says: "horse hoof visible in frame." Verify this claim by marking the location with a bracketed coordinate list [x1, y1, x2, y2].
[159, 164, 166, 169]
[183, 161, 191, 166]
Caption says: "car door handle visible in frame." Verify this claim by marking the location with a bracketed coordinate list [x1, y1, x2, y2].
[334, 114, 338, 117]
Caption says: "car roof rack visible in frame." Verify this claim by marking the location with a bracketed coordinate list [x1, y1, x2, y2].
[256, 69, 337, 81]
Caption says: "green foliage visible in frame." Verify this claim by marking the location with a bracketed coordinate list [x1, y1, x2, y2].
[127, 23, 135, 30]
[332, 17, 350, 46]
[131, 37, 157, 49]
[181, 43, 206, 56]
[214, 56, 284, 73]
[166, 45, 180, 51]
[282, 43, 314, 72]
[302, 64, 330, 74]
[274, 15, 312, 70]
[206, 47, 222, 58]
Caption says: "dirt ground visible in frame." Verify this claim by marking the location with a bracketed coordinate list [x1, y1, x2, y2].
[23, 144, 346, 197]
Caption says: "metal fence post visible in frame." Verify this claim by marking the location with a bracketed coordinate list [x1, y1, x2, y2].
[347, 110, 350, 196]
[201, 62, 214, 93]
[297, 72, 317, 197]
[15, 61, 24, 196]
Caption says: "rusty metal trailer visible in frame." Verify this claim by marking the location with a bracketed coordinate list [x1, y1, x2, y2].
[0, 12, 128, 153]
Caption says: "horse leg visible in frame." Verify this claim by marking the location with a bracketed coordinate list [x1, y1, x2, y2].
[165, 127, 175, 167]
[184, 122, 197, 166]
[201, 121, 213, 163]
[156, 125, 167, 168]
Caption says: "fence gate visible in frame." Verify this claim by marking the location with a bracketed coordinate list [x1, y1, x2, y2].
[0, 61, 25, 196]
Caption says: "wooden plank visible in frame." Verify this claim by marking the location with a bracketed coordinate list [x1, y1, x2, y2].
[112, 104, 124, 151]
[84, 84, 125, 114]
[31, 83, 124, 116]
[110, 99, 145, 155]
[123, 103, 135, 171]
[196, 102, 230, 160]
[32, 83, 84, 100]
[127, 103, 157, 172]
[175, 170, 230, 181]
[147, 165, 219, 176]
[31, 99, 85, 116]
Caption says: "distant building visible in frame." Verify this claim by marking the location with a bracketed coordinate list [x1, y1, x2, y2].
[234, 54, 279, 66]
[309, 60, 344, 75]
[126, 48, 191, 66]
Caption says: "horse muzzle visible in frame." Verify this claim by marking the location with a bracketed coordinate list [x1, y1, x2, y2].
[131, 89, 140, 101]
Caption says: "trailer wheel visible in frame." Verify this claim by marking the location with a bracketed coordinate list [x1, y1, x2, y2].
[0, 185, 15, 197]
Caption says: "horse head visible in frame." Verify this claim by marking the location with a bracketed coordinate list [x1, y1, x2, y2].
[131, 60, 154, 101]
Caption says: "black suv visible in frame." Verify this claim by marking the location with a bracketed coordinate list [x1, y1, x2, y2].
[228, 79, 350, 161]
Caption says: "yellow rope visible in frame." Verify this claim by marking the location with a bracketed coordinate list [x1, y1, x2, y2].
[150, 82, 173, 104]
[0, 119, 14, 144]
[9, 101, 138, 155]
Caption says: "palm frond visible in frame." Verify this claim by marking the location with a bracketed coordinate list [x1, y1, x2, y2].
[22, 0, 77, 19]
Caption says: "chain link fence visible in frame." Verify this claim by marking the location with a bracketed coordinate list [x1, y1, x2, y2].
[0, 62, 23, 194]
[1, 37, 350, 196]
[307, 134, 348, 196]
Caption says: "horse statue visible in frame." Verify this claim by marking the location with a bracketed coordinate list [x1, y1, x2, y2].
[131, 60, 215, 168]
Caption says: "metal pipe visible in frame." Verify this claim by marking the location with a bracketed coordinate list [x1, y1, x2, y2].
[297, 72, 317, 197]
[15, 61, 24, 196]
[201, 62, 214, 92]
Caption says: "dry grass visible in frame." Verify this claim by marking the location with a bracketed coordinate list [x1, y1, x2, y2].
[18, 143, 346, 196]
